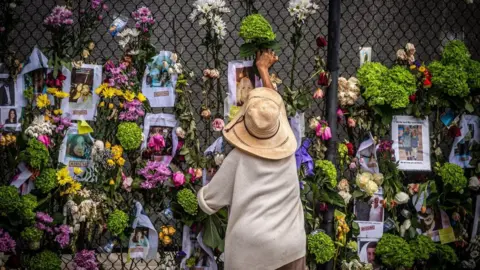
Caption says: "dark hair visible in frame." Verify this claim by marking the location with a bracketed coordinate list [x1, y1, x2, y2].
[67, 135, 91, 159]
[367, 242, 377, 249]
[8, 109, 16, 121]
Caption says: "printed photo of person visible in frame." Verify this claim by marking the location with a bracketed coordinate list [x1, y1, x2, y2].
[235, 66, 255, 106]
[69, 68, 94, 106]
[128, 227, 150, 259]
[24, 68, 47, 95]
[4, 108, 17, 124]
[354, 194, 385, 222]
[358, 239, 380, 270]
[398, 125, 423, 161]
[143, 126, 173, 160]
[66, 134, 93, 161]
[146, 55, 173, 88]
[0, 76, 15, 106]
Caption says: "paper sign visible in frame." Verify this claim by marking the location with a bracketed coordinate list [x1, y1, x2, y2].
[439, 227, 456, 244]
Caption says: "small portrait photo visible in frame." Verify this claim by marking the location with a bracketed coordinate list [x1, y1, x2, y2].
[128, 227, 150, 259]
[24, 68, 47, 95]
[69, 68, 94, 106]
[0, 74, 15, 106]
[358, 238, 380, 270]
[1, 107, 20, 125]
[359, 47, 372, 67]
[66, 134, 93, 161]
[416, 207, 452, 242]
[354, 193, 385, 222]
[398, 124, 423, 161]
[144, 125, 173, 159]
[235, 66, 255, 106]
[146, 54, 174, 88]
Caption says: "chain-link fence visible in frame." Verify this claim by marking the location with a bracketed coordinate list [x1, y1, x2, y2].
[3, 0, 480, 269]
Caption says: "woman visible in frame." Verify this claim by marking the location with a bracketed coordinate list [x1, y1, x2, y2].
[5, 109, 17, 124]
[197, 50, 306, 270]
[237, 68, 254, 105]
[67, 135, 91, 160]
[411, 129, 419, 161]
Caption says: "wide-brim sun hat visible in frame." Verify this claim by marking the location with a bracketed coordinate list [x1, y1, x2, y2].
[223, 87, 297, 160]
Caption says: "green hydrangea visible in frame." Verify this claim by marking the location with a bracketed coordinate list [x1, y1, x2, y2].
[35, 168, 57, 193]
[307, 232, 335, 264]
[357, 62, 416, 109]
[315, 160, 337, 187]
[107, 209, 129, 236]
[466, 59, 480, 89]
[376, 234, 415, 268]
[338, 143, 348, 159]
[437, 163, 467, 192]
[0, 186, 22, 215]
[29, 250, 61, 270]
[239, 14, 276, 42]
[117, 122, 143, 151]
[21, 138, 50, 170]
[409, 235, 436, 261]
[177, 189, 198, 216]
[436, 244, 458, 264]
[20, 194, 38, 222]
[21, 226, 43, 242]
[441, 40, 471, 67]
[428, 61, 470, 97]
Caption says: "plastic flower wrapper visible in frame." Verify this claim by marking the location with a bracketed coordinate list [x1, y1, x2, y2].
[409, 235, 436, 261]
[307, 230, 335, 264]
[376, 234, 414, 268]
[177, 189, 198, 216]
[116, 122, 143, 151]
[239, 14, 279, 57]
[436, 162, 467, 193]
[35, 168, 58, 193]
[28, 250, 61, 270]
[314, 160, 337, 187]
[107, 209, 129, 236]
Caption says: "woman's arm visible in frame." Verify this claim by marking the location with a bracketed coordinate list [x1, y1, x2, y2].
[256, 49, 278, 91]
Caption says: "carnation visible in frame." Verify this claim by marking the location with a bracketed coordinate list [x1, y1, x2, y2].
[437, 162, 467, 192]
[177, 189, 198, 216]
[307, 231, 335, 264]
[239, 14, 278, 57]
[116, 122, 143, 151]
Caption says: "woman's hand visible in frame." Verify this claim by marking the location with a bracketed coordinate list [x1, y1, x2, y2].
[256, 49, 278, 90]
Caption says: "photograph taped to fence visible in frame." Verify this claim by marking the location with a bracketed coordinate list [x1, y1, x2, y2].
[142, 51, 177, 108]
[15, 47, 50, 107]
[392, 116, 431, 171]
[449, 115, 480, 168]
[358, 238, 380, 270]
[61, 64, 102, 120]
[128, 227, 150, 259]
[58, 127, 96, 182]
[0, 72, 15, 107]
[354, 190, 384, 239]
[228, 60, 262, 106]
[142, 113, 178, 163]
[0, 107, 22, 131]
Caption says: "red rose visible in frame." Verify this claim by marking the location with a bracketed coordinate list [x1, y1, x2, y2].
[345, 142, 354, 156]
[409, 94, 416, 103]
[318, 72, 329, 86]
[316, 36, 328, 48]
[448, 126, 462, 138]
[423, 78, 432, 88]
[318, 202, 328, 212]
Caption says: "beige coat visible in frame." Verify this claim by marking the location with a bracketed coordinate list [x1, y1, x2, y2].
[198, 149, 306, 269]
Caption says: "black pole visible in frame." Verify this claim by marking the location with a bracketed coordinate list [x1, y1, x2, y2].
[321, 0, 341, 270]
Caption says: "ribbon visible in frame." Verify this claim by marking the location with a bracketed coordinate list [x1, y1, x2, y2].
[295, 139, 314, 176]
[77, 120, 93, 134]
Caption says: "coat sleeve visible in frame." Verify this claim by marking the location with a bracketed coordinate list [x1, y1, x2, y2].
[197, 150, 239, 215]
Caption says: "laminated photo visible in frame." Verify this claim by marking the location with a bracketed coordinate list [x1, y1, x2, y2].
[128, 227, 150, 259]
[58, 127, 96, 182]
[61, 64, 102, 120]
[449, 115, 480, 168]
[227, 60, 262, 106]
[358, 238, 380, 270]
[416, 207, 452, 242]
[142, 113, 178, 163]
[0, 107, 22, 131]
[356, 133, 379, 174]
[0, 71, 15, 107]
[142, 51, 178, 108]
[359, 47, 372, 67]
[392, 116, 431, 171]
[15, 47, 49, 107]
[130, 201, 158, 260]
[354, 191, 384, 239]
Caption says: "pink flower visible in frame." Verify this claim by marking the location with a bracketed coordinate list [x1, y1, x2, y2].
[349, 162, 357, 170]
[172, 172, 185, 187]
[336, 108, 344, 118]
[322, 126, 332, 140]
[211, 118, 225, 132]
[315, 122, 332, 140]
[347, 118, 356, 128]
[38, 135, 52, 147]
[313, 88, 324, 99]
[122, 173, 133, 192]
[148, 134, 165, 152]
[188, 168, 199, 183]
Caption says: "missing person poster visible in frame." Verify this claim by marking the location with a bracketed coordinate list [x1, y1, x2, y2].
[227, 60, 262, 106]
[142, 51, 178, 108]
[354, 190, 385, 239]
[142, 113, 178, 163]
[15, 47, 50, 107]
[58, 127, 96, 182]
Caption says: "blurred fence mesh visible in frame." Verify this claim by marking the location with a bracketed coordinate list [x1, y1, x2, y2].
[3, 0, 480, 269]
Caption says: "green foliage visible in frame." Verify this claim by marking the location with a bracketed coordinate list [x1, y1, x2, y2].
[21, 226, 43, 242]
[107, 209, 129, 236]
[376, 234, 415, 268]
[314, 160, 338, 187]
[20, 138, 50, 170]
[357, 62, 416, 109]
[19, 194, 38, 222]
[409, 235, 436, 261]
[307, 232, 335, 264]
[239, 14, 279, 57]
[29, 250, 61, 270]
[466, 59, 480, 89]
[0, 186, 37, 222]
[441, 40, 471, 67]
[428, 61, 470, 97]
[435, 244, 458, 264]
[436, 162, 467, 193]
[116, 122, 143, 151]
[35, 168, 57, 193]
[177, 189, 198, 216]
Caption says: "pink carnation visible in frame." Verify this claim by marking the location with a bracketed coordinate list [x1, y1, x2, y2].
[172, 172, 185, 187]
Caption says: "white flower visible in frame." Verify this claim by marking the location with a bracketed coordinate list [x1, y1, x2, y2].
[176, 127, 186, 139]
[394, 192, 409, 205]
[355, 172, 373, 189]
[338, 190, 352, 204]
[288, 0, 320, 26]
[214, 153, 225, 166]
[364, 181, 378, 196]
[170, 53, 178, 63]
[190, 0, 230, 39]
[337, 179, 350, 192]
[309, 117, 320, 130]
[24, 115, 56, 138]
[372, 173, 384, 186]
[469, 176, 480, 191]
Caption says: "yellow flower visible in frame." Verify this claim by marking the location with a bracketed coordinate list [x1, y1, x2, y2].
[119, 103, 124, 109]
[161, 226, 169, 236]
[54, 109, 63, 115]
[116, 157, 125, 166]
[409, 65, 416, 70]
[107, 159, 115, 166]
[167, 225, 176, 235]
[124, 91, 135, 102]
[109, 179, 115, 185]
[47, 88, 58, 95]
[111, 145, 123, 160]
[114, 89, 124, 97]
[88, 42, 95, 51]
[82, 49, 90, 59]
[0, 136, 6, 146]
[95, 84, 107, 95]
[162, 235, 172, 245]
[44, 115, 51, 122]
[108, 103, 114, 109]
[73, 167, 83, 175]
[36, 94, 51, 108]
[137, 93, 147, 102]
[62, 181, 82, 196]
[159, 232, 165, 239]
[103, 87, 116, 98]
[54, 91, 70, 99]
[105, 141, 111, 149]
[99, 101, 105, 107]
[418, 66, 426, 73]
[57, 168, 73, 186]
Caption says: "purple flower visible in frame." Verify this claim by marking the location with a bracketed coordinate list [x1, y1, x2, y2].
[0, 229, 16, 253]
[44, 6, 73, 27]
[132, 6, 155, 31]
[36, 212, 53, 223]
[138, 161, 172, 189]
[91, 0, 102, 9]
[74, 249, 99, 270]
[54, 225, 71, 249]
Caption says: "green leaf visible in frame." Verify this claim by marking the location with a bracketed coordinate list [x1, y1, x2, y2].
[352, 190, 364, 199]
[465, 102, 474, 113]
[202, 215, 223, 250]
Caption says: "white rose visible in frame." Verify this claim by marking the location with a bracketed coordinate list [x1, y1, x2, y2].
[364, 181, 378, 196]
[338, 190, 352, 204]
[372, 173, 384, 186]
[355, 172, 373, 189]
[394, 192, 409, 205]
[469, 176, 480, 191]
[309, 118, 319, 130]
